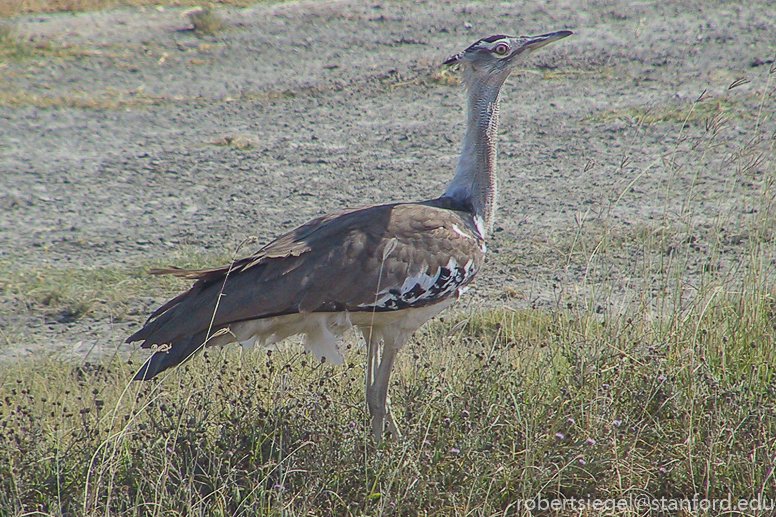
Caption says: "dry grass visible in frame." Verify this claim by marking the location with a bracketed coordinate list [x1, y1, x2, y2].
[0, 291, 774, 515]
[0, 0, 256, 18]
[208, 133, 260, 149]
[586, 94, 744, 126]
[0, 87, 196, 108]
[0, 22, 109, 64]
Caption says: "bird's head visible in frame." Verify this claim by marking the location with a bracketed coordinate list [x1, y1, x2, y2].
[444, 30, 572, 78]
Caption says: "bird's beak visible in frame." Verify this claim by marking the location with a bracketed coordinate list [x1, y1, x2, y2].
[517, 30, 573, 53]
[443, 51, 463, 66]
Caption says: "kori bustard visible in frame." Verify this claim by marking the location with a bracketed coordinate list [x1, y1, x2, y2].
[128, 30, 572, 439]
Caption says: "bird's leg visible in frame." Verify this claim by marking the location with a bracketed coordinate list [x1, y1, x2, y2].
[365, 335, 401, 440]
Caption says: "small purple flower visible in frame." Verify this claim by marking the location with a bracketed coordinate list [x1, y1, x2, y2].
[450, 447, 460, 454]
[423, 440, 431, 446]
[657, 374, 666, 382]
[443, 417, 451, 423]
[578, 458, 586, 465]
[585, 437, 596, 445]
[555, 432, 565, 439]
[602, 383, 610, 388]
[612, 419, 622, 427]
[658, 467, 667, 473]
[273, 484, 285, 491]
[567, 417, 575, 424]
[461, 409, 470, 417]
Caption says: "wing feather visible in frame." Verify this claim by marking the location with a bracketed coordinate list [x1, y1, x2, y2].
[128, 201, 484, 379]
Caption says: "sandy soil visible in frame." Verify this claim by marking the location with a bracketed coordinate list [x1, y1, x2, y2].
[1, 0, 774, 362]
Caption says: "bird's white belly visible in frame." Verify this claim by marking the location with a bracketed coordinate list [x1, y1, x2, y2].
[223, 298, 457, 365]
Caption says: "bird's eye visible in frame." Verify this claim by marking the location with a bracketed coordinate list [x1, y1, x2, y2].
[494, 43, 510, 55]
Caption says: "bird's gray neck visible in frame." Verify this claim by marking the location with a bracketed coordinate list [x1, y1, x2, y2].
[443, 72, 508, 239]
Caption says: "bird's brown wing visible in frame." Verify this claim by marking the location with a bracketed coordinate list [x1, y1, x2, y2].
[128, 201, 484, 379]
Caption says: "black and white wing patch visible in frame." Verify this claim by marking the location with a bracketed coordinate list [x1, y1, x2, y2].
[359, 256, 479, 311]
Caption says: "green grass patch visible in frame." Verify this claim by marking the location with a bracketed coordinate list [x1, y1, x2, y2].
[0, 23, 36, 61]
[0, 23, 100, 62]
[587, 96, 744, 126]
[0, 247, 234, 325]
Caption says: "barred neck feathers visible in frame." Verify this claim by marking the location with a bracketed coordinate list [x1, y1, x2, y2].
[442, 67, 510, 239]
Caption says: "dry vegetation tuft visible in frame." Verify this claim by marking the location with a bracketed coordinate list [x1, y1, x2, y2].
[208, 133, 260, 149]
[183, 5, 225, 35]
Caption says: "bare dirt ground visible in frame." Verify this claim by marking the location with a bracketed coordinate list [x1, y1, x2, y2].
[1, 0, 774, 362]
